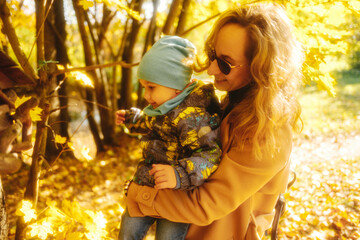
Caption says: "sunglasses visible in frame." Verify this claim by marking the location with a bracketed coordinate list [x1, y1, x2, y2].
[208, 49, 244, 75]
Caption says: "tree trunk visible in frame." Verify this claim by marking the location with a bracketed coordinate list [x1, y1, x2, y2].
[44, 0, 64, 163]
[114, 17, 130, 111]
[15, 0, 50, 237]
[0, 177, 8, 240]
[72, 0, 105, 153]
[76, 0, 114, 146]
[16, 101, 50, 240]
[97, 5, 117, 145]
[54, 0, 71, 141]
[45, 0, 76, 164]
[84, 88, 104, 152]
[119, 0, 144, 109]
[84, 8, 115, 145]
[175, 0, 191, 35]
[162, 0, 183, 35]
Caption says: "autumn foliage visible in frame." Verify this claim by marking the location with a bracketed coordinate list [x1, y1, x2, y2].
[0, 0, 360, 239]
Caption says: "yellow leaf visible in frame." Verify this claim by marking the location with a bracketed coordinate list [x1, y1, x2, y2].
[56, 64, 65, 70]
[14, 96, 42, 121]
[15, 96, 31, 108]
[30, 106, 43, 122]
[46, 199, 57, 207]
[84, 210, 107, 229]
[54, 134, 67, 144]
[66, 232, 84, 240]
[16, 200, 37, 223]
[70, 71, 94, 88]
[56, 63, 72, 70]
[79, 0, 93, 10]
[300, 212, 309, 220]
[46, 206, 67, 221]
[85, 231, 107, 240]
[28, 221, 53, 240]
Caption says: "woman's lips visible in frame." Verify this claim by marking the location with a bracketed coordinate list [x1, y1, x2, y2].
[150, 103, 158, 108]
[215, 78, 227, 84]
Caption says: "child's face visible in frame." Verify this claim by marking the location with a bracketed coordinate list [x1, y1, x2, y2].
[139, 79, 179, 109]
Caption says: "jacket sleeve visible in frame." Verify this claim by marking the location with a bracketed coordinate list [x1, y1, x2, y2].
[123, 107, 151, 135]
[126, 126, 292, 225]
[173, 107, 222, 190]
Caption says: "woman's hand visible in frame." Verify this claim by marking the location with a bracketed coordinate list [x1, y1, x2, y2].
[115, 110, 126, 125]
[150, 164, 177, 189]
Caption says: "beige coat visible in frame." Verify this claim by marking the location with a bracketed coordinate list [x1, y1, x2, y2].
[126, 112, 292, 239]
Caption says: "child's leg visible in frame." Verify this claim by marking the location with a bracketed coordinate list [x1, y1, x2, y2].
[118, 208, 156, 240]
[155, 218, 189, 240]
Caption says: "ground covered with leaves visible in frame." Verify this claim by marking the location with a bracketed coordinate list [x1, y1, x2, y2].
[3, 70, 360, 240]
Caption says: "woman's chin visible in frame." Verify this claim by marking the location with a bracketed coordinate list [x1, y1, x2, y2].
[214, 80, 228, 91]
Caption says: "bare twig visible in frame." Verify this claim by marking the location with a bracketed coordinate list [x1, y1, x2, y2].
[0, 90, 15, 109]
[48, 120, 68, 127]
[44, 110, 94, 168]
[48, 95, 113, 111]
[54, 60, 139, 76]
[70, 110, 93, 139]
[49, 105, 70, 114]
[28, 0, 55, 71]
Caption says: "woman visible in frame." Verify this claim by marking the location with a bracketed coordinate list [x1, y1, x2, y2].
[124, 2, 304, 239]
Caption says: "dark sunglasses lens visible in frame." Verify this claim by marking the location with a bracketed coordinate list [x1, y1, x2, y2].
[217, 58, 231, 75]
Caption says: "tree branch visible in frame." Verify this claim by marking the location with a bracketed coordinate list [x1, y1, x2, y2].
[54, 60, 139, 76]
[0, 90, 15, 109]
[49, 94, 113, 111]
[0, 0, 38, 82]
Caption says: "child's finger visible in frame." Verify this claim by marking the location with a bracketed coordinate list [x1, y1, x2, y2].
[155, 182, 169, 189]
[154, 175, 168, 184]
[115, 119, 124, 125]
[153, 172, 166, 183]
[149, 164, 165, 175]
[116, 117, 125, 123]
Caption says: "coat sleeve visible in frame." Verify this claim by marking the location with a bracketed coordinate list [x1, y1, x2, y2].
[124, 107, 151, 135]
[173, 107, 222, 190]
[126, 126, 292, 225]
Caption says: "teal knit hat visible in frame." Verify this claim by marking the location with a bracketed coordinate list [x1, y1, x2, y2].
[137, 35, 196, 90]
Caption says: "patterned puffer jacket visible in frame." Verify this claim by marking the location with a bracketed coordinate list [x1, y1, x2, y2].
[124, 81, 222, 190]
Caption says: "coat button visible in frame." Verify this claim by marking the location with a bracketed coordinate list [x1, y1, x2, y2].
[142, 192, 150, 200]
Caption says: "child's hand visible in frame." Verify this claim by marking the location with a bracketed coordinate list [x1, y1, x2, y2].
[115, 110, 126, 125]
[149, 164, 177, 189]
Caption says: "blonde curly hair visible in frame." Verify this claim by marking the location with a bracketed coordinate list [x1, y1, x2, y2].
[195, 3, 304, 160]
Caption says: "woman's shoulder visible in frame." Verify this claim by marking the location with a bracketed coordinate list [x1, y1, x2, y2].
[225, 123, 293, 165]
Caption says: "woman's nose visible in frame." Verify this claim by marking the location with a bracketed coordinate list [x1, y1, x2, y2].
[207, 60, 221, 76]
[143, 90, 150, 102]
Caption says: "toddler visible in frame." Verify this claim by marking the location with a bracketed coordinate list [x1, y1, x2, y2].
[116, 35, 221, 240]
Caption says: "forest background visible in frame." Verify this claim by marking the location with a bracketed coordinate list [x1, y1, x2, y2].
[0, 0, 359, 239]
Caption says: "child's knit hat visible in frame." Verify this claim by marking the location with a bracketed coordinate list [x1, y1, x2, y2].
[137, 35, 196, 90]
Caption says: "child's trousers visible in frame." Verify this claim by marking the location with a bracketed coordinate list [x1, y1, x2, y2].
[118, 208, 189, 240]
